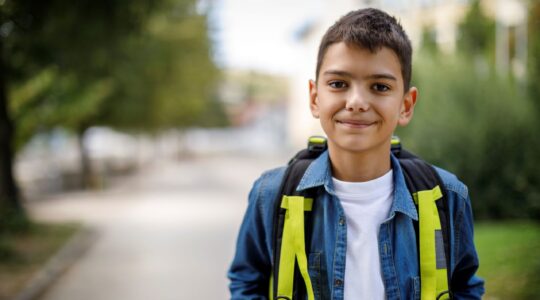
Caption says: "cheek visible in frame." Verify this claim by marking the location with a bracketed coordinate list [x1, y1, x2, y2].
[379, 99, 403, 116]
[321, 104, 341, 120]
[319, 96, 343, 115]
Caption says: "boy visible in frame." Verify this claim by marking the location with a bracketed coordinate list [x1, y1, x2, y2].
[228, 8, 484, 300]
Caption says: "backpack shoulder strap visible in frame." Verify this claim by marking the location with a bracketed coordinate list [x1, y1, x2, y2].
[394, 146, 453, 300]
[278, 136, 328, 196]
[270, 137, 326, 300]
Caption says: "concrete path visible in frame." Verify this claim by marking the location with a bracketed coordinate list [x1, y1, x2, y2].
[27, 154, 286, 300]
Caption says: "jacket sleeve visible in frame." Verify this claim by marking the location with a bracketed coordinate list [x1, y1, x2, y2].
[451, 194, 485, 299]
[228, 170, 281, 300]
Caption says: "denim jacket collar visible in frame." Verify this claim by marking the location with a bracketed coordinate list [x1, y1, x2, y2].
[296, 150, 418, 221]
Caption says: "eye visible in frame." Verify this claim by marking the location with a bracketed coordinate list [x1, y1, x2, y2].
[328, 81, 347, 89]
[372, 83, 390, 92]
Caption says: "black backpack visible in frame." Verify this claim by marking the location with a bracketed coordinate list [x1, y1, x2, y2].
[270, 136, 452, 300]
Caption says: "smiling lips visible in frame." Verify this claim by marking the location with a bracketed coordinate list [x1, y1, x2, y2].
[336, 119, 376, 128]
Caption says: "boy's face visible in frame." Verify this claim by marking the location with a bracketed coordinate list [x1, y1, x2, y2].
[309, 42, 417, 156]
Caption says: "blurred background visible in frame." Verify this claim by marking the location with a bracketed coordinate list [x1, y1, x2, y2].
[0, 0, 538, 299]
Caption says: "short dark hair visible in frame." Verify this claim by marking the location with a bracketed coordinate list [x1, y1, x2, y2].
[315, 8, 413, 90]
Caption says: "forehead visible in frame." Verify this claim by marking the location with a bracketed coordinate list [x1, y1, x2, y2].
[319, 42, 403, 82]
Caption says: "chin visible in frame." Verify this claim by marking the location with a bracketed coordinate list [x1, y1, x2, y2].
[332, 139, 372, 153]
[330, 135, 388, 155]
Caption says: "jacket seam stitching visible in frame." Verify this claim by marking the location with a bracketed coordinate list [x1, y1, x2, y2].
[453, 200, 466, 272]
[258, 171, 275, 265]
[444, 184, 467, 199]
[388, 222, 402, 300]
[331, 194, 340, 299]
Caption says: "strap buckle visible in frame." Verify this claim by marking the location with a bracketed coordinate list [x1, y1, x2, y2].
[391, 136, 401, 154]
[307, 136, 327, 153]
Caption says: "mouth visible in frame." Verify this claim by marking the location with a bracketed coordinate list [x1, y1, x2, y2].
[336, 119, 376, 128]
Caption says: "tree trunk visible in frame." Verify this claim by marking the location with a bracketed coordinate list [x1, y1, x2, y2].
[0, 39, 26, 231]
[77, 125, 96, 189]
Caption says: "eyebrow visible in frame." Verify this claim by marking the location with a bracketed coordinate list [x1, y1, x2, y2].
[322, 70, 353, 77]
[322, 69, 397, 81]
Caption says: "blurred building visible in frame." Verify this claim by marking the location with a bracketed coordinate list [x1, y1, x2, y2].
[181, 69, 289, 155]
[287, 0, 527, 148]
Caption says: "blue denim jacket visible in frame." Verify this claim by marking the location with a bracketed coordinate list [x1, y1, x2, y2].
[228, 151, 485, 299]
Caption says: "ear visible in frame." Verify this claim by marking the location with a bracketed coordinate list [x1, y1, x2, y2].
[309, 79, 320, 119]
[398, 86, 417, 126]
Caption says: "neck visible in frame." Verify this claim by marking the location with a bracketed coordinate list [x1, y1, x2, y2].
[328, 145, 391, 182]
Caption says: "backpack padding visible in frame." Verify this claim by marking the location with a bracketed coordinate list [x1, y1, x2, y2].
[398, 154, 452, 292]
[272, 143, 453, 299]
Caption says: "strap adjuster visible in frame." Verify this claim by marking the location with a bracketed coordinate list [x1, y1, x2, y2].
[307, 136, 327, 153]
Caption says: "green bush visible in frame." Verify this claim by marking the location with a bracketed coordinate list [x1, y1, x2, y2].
[397, 53, 540, 219]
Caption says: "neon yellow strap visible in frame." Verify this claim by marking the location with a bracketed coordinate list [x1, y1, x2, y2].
[413, 186, 449, 300]
[436, 269, 450, 299]
[276, 196, 315, 300]
[281, 196, 313, 211]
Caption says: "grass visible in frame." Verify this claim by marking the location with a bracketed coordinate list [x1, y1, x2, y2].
[475, 221, 540, 300]
[0, 222, 80, 299]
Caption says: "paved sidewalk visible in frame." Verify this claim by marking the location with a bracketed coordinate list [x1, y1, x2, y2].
[27, 154, 285, 300]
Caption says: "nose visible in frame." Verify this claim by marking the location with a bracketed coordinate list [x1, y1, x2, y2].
[345, 88, 369, 112]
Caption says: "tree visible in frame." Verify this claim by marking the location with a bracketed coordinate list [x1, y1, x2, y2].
[419, 27, 438, 54]
[399, 1, 540, 220]
[97, 2, 224, 131]
[525, 0, 540, 220]
[528, 0, 540, 109]
[457, 0, 495, 59]
[9, 0, 224, 188]
[2, 0, 224, 223]
[0, 0, 160, 228]
[0, 39, 21, 228]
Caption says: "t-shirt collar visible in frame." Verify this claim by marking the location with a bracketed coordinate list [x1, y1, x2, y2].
[296, 150, 418, 221]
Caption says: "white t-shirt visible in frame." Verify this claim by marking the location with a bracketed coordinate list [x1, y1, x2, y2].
[332, 169, 394, 300]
